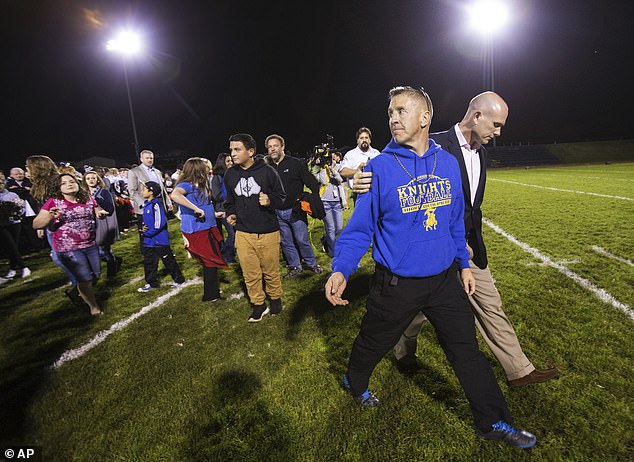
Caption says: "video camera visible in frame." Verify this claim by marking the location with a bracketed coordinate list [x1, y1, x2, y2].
[311, 134, 335, 167]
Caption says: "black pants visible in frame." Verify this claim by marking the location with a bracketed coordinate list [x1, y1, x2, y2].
[142, 245, 184, 287]
[347, 263, 511, 432]
[202, 266, 220, 301]
[0, 224, 26, 269]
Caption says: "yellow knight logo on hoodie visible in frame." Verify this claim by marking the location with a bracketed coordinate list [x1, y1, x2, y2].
[397, 175, 452, 218]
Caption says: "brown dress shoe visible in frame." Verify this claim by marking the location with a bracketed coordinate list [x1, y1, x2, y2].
[508, 367, 559, 388]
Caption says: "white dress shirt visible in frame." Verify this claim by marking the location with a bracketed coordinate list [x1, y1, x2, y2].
[454, 124, 480, 206]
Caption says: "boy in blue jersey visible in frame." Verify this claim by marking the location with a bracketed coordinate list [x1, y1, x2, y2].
[325, 86, 536, 449]
[137, 181, 185, 292]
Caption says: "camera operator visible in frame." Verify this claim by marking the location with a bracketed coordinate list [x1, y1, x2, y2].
[310, 149, 346, 258]
[339, 127, 381, 206]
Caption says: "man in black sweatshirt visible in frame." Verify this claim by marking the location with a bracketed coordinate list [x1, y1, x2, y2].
[265, 134, 323, 278]
[224, 133, 287, 322]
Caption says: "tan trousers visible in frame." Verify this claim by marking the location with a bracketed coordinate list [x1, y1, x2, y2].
[394, 247, 535, 380]
[235, 230, 283, 305]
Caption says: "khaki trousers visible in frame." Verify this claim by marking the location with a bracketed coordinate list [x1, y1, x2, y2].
[235, 230, 283, 305]
[394, 247, 535, 380]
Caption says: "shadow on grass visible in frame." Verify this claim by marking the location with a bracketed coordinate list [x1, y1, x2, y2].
[0, 276, 69, 322]
[286, 267, 476, 450]
[285, 272, 370, 380]
[0, 294, 104, 443]
[286, 272, 370, 338]
[184, 370, 292, 462]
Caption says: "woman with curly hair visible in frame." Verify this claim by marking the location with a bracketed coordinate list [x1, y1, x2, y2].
[171, 157, 227, 302]
[26, 155, 86, 304]
[33, 173, 108, 315]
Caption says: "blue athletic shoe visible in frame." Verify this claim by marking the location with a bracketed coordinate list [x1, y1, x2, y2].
[343, 374, 380, 407]
[137, 284, 153, 293]
[477, 420, 537, 449]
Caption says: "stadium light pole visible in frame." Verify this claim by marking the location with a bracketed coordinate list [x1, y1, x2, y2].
[467, 0, 509, 145]
[467, 0, 509, 92]
[106, 30, 143, 156]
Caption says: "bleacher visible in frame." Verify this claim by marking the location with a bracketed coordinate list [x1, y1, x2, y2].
[487, 145, 561, 167]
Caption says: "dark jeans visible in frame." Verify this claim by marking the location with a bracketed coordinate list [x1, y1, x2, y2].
[218, 217, 236, 262]
[142, 245, 185, 287]
[347, 263, 512, 433]
[0, 224, 25, 269]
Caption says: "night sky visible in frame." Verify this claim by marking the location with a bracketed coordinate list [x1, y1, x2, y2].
[1, 0, 633, 170]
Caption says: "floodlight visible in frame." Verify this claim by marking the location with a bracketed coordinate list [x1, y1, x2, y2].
[106, 30, 143, 55]
[106, 29, 143, 155]
[468, 0, 509, 35]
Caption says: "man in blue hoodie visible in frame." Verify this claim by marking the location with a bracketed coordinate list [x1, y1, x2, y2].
[325, 86, 536, 449]
[352, 92, 559, 388]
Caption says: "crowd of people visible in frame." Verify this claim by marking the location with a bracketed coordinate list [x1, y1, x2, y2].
[0, 86, 561, 449]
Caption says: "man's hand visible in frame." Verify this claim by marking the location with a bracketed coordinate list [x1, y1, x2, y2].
[226, 214, 237, 226]
[95, 209, 109, 219]
[259, 192, 270, 207]
[215, 211, 226, 218]
[352, 170, 373, 194]
[460, 268, 476, 296]
[325, 272, 349, 306]
[140, 224, 148, 233]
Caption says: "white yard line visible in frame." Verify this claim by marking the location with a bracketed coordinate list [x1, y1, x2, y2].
[514, 174, 634, 182]
[483, 218, 633, 321]
[123, 275, 146, 286]
[227, 291, 245, 300]
[591, 246, 634, 268]
[52, 278, 202, 369]
[489, 178, 633, 201]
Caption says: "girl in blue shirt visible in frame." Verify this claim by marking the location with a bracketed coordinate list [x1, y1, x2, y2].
[171, 157, 227, 302]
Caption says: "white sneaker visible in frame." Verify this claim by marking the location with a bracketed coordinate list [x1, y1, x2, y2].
[21, 267, 31, 278]
[4, 270, 17, 279]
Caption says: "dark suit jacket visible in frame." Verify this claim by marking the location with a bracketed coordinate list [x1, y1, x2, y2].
[5, 177, 39, 213]
[431, 127, 488, 269]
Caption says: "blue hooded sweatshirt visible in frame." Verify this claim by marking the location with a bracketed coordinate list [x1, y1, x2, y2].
[141, 198, 170, 248]
[332, 138, 469, 280]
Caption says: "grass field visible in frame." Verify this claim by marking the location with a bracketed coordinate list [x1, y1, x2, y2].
[1, 163, 632, 461]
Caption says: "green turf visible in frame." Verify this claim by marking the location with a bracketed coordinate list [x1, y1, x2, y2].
[1, 163, 633, 461]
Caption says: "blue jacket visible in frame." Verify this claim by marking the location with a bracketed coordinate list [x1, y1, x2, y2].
[141, 198, 170, 248]
[332, 138, 469, 280]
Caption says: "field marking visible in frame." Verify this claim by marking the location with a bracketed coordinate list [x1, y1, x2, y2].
[592, 246, 634, 267]
[526, 168, 634, 175]
[483, 219, 633, 321]
[488, 179, 633, 201]
[510, 174, 634, 182]
[124, 275, 145, 286]
[52, 278, 202, 369]
[227, 291, 245, 300]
